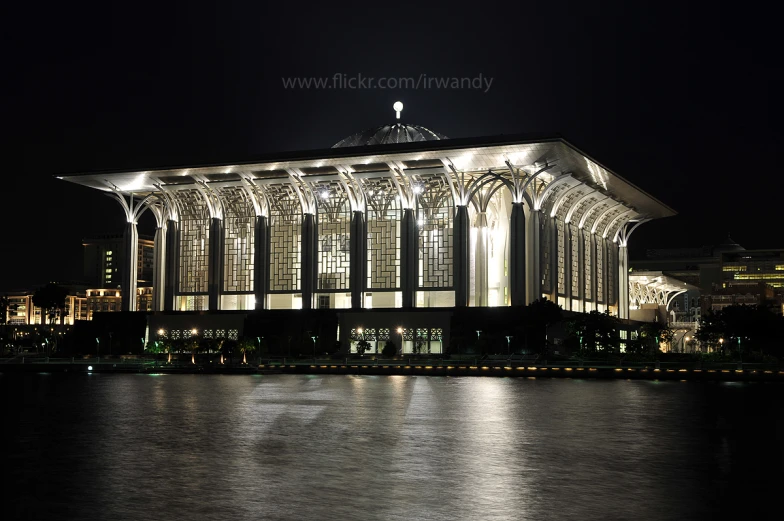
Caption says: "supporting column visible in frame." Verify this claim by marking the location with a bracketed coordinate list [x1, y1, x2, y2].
[590, 232, 598, 304]
[530, 209, 542, 303]
[121, 221, 139, 312]
[400, 208, 418, 308]
[152, 224, 166, 311]
[164, 219, 178, 311]
[549, 216, 558, 302]
[475, 211, 489, 307]
[619, 244, 629, 319]
[453, 205, 469, 307]
[601, 237, 609, 309]
[564, 223, 573, 310]
[208, 217, 224, 311]
[301, 213, 317, 310]
[576, 226, 585, 312]
[509, 202, 526, 307]
[254, 215, 269, 310]
[350, 210, 366, 309]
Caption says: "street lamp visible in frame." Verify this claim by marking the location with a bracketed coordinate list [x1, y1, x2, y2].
[681, 335, 690, 352]
[719, 337, 724, 353]
[311, 335, 318, 360]
[357, 328, 364, 355]
[505, 335, 512, 356]
[397, 327, 403, 355]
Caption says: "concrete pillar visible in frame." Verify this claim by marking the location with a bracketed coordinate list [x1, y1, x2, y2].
[254, 215, 269, 310]
[152, 224, 166, 311]
[350, 210, 366, 309]
[301, 213, 317, 310]
[619, 244, 629, 319]
[208, 217, 224, 311]
[530, 209, 542, 304]
[509, 202, 526, 307]
[121, 221, 138, 312]
[475, 211, 489, 307]
[453, 205, 469, 307]
[564, 223, 573, 311]
[549, 216, 558, 302]
[576, 226, 585, 312]
[590, 232, 598, 304]
[400, 208, 418, 308]
[164, 220, 178, 311]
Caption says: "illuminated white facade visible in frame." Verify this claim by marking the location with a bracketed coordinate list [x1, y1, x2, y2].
[60, 127, 675, 318]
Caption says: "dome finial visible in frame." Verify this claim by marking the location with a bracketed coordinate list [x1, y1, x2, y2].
[393, 101, 403, 120]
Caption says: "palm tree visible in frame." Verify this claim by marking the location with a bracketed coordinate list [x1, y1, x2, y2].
[238, 338, 256, 364]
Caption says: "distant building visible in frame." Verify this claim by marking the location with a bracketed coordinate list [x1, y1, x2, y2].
[631, 237, 784, 318]
[3, 286, 153, 326]
[83, 233, 154, 289]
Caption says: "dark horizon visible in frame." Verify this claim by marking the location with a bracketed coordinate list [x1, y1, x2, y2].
[4, 1, 782, 291]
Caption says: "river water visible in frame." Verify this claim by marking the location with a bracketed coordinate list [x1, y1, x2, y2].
[2, 373, 783, 520]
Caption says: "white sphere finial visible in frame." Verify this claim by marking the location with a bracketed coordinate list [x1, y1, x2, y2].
[393, 101, 403, 120]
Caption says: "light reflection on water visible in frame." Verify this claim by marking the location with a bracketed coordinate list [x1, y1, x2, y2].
[2, 374, 783, 520]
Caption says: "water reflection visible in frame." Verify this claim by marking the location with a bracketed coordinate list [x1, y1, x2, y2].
[2, 374, 783, 520]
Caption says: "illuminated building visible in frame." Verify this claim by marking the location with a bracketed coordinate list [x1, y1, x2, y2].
[59, 105, 675, 325]
[83, 233, 155, 288]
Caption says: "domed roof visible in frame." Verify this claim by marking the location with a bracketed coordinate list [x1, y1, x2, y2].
[332, 122, 448, 148]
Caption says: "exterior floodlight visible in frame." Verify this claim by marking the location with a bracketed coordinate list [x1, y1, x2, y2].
[191, 329, 198, 336]
[397, 327, 403, 334]
[88, 366, 93, 371]
[393, 101, 403, 119]
[157, 329, 165, 336]
[413, 183, 424, 194]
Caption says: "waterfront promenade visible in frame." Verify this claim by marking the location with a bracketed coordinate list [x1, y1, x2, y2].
[2, 354, 783, 382]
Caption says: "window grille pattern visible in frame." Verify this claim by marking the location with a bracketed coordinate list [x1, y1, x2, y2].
[417, 177, 453, 288]
[228, 329, 238, 341]
[377, 328, 390, 341]
[416, 328, 429, 339]
[176, 189, 210, 293]
[171, 330, 181, 340]
[204, 330, 214, 339]
[584, 231, 592, 298]
[571, 227, 580, 296]
[583, 201, 611, 233]
[216, 329, 226, 339]
[596, 237, 604, 302]
[268, 184, 302, 292]
[221, 187, 255, 293]
[402, 328, 415, 341]
[570, 196, 597, 225]
[542, 217, 553, 292]
[364, 178, 401, 289]
[595, 206, 626, 238]
[315, 182, 351, 291]
[430, 328, 443, 340]
[557, 220, 566, 294]
[364, 328, 377, 341]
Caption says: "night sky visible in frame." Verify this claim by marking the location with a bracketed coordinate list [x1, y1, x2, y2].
[4, 1, 782, 291]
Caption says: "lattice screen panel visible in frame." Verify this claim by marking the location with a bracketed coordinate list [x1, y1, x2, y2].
[221, 186, 255, 293]
[417, 176, 453, 288]
[583, 230, 592, 298]
[268, 184, 302, 292]
[315, 182, 351, 291]
[364, 178, 401, 290]
[571, 227, 580, 296]
[176, 189, 210, 293]
[557, 220, 566, 294]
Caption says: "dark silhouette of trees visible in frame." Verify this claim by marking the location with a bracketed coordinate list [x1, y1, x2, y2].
[523, 297, 563, 354]
[696, 305, 784, 358]
[32, 283, 68, 325]
[567, 310, 620, 355]
[381, 340, 397, 357]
